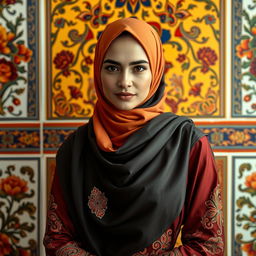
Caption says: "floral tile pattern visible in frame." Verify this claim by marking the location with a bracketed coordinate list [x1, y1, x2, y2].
[197, 122, 256, 151]
[0, 0, 39, 119]
[232, 0, 256, 116]
[0, 124, 40, 153]
[232, 156, 256, 255]
[42, 122, 256, 153]
[0, 158, 40, 255]
[47, 0, 224, 119]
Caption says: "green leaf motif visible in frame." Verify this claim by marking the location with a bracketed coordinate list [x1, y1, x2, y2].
[242, 62, 251, 69]
[188, 4, 197, 10]
[236, 196, 255, 209]
[239, 163, 251, 178]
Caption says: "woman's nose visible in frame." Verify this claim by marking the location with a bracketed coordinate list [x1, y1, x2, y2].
[118, 71, 132, 88]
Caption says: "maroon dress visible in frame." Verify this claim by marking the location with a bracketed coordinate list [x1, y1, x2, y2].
[44, 136, 224, 256]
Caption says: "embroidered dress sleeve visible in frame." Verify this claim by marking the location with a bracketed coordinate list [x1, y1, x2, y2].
[171, 135, 225, 256]
[43, 171, 95, 256]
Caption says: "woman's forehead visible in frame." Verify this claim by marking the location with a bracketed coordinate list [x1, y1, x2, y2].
[103, 34, 150, 62]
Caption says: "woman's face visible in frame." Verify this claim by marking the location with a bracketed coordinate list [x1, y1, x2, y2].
[101, 34, 152, 110]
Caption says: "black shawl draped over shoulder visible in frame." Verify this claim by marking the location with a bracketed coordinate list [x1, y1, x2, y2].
[56, 112, 204, 256]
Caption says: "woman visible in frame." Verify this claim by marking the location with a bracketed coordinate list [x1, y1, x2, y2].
[44, 18, 224, 255]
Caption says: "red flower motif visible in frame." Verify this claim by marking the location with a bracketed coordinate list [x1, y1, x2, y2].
[0, 233, 12, 256]
[249, 58, 256, 76]
[251, 103, 256, 110]
[68, 86, 83, 99]
[0, 58, 18, 83]
[7, 106, 14, 113]
[85, 56, 93, 65]
[88, 187, 108, 219]
[0, 0, 16, 5]
[189, 83, 203, 97]
[18, 248, 31, 256]
[0, 175, 28, 196]
[12, 97, 21, 106]
[244, 94, 252, 102]
[176, 54, 186, 63]
[164, 61, 173, 74]
[165, 98, 179, 113]
[197, 47, 218, 73]
[53, 50, 74, 77]
[174, 26, 183, 37]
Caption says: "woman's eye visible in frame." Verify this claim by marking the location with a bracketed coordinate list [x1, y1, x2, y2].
[105, 65, 119, 72]
[134, 66, 146, 72]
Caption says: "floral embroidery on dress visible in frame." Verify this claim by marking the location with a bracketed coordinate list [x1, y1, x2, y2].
[88, 186, 108, 219]
[201, 184, 224, 236]
[44, 194, 64, 248]
[203, 235, 224, 255]
[184, 184, 224, 255]
[56, 241, 95, 256]
[133, 228, 173, 255]
[169, 248, 182, 256]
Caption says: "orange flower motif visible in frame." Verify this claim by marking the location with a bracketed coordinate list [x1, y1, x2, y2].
[0, 58, 18, 83]
[53, 90, 82, 117]
[236, 39, 253, 59]
[229, 131, 251, 145]
[245, 172, 256, 190]
[0, 175, 28, 196]
[13, 44, 33, 64]
[0, 233, 12, 256]
[251, 27, 256, 35]
[241, 242, 256, 256]
[0, 25, 15, 54]
[18, 132, 39, 146]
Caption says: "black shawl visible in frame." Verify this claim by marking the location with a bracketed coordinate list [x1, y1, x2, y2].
[56, 112, 204, 256]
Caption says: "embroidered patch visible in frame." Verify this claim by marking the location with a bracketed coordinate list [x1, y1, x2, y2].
[88, 186, 108, 219]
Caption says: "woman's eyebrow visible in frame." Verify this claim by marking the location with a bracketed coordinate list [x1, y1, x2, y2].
[103, 59, 149, 65]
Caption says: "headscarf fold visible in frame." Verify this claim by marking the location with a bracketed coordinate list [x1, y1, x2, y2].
[93, 17, 165, 151]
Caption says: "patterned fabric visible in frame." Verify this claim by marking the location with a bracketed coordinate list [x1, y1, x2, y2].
[56, 242, 94, 256]
[133, 229, 173, 255]
[88, 186, 108, 219]
[44, 136, 225, 256]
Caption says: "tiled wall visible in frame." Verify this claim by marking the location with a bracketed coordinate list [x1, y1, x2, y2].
[0, 0, 255, 255]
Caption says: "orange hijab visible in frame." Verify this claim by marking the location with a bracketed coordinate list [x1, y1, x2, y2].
[93, 18, 165, 152]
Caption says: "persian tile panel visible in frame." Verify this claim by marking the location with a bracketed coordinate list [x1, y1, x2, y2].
[232, 0, 256, 117]
[232, 157, 256, 255]
[47, 0, 224, 119]
[0, 124, 40, 153]
[43, 122, 83, 153]
[0, 0, 39, 120]
[0, 158, 40, 255]
[197, 122, 256, 151]
[43, 122, 256, 152]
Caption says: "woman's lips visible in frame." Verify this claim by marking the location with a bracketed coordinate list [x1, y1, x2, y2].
[115, 92, 135, 100]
